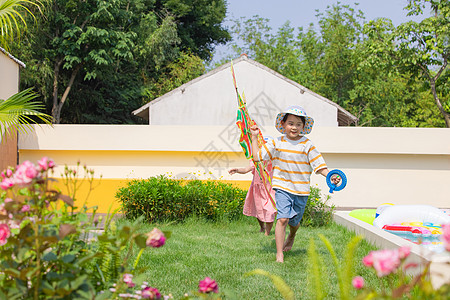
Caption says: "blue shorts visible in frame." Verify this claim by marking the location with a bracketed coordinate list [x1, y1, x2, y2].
[275, 189, 308, 227]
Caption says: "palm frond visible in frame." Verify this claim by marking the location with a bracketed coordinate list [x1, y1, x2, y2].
[0, 0, 40, 49]
[0, 87, 53, 142]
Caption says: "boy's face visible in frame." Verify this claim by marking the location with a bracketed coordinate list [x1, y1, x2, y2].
[281, 114, 304, 140]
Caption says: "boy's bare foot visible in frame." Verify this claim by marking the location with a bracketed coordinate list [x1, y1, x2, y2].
[283, 234, 295, 252]
[276, 253, 284, 263]
[264, 232, 270, 236]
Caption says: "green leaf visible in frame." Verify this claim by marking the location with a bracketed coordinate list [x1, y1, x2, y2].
[61, 254, 76, 263]
[134, 234, 147, 249]
[43, 251, 58, 262]
[245, 269, 294, 300]
[307, 238, 326, 300]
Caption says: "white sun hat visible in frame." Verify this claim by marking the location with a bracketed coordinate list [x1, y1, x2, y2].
[275, 106, 314, 135]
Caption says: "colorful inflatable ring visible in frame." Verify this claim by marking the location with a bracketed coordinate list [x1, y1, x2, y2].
[326, 169, 347, 193]
[373, 205, 450, 229]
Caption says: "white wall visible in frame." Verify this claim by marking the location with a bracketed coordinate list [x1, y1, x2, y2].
[18, 125, 450, 211]
[148, 59, 339, 128]
[0, 52, 20, 100]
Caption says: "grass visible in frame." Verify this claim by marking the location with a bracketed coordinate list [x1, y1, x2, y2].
[118, 216, 399, 299]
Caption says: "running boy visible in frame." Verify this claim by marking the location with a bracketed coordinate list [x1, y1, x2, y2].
[250, 105, 339, 262]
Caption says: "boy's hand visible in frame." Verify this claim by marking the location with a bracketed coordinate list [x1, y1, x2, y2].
[250, 125, 260, 138]
[330, 174, 341, 185]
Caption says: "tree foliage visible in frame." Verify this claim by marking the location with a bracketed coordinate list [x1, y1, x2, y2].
[224, 2, 447, 127]
[360, 0, 449, 127]
[13, 0, 229, 124]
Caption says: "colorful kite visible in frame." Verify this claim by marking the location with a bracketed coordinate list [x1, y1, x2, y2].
[231, 62, 276, 209]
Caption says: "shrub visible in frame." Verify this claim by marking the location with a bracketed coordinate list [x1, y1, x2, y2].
[117, 176, 335, 226]
[302, 185, 336, 227]
[116, 176, 247, 223]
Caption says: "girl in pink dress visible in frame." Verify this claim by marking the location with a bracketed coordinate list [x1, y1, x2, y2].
[229, 160, 277, 235]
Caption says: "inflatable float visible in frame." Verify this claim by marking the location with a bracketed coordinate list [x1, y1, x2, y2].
[373, 205, 450, 230]
[348, 205, 449, 252]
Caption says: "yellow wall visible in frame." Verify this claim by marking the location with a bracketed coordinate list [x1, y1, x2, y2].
[48, 178, 251, 214]
[19, 148, 253, 213]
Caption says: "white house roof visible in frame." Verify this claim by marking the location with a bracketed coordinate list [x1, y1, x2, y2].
[133, 55, 358, 126]
[0, 46, 26, 68]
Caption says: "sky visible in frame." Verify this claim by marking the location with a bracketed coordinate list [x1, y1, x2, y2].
[211, 0, 429, 63]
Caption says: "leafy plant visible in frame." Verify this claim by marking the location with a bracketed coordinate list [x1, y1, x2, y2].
[116, 175, 247, 223]
[302, 185, 336, 227]
[0, 158, 170, 299]
[307, 234, 363, 300]
[0, 87, 53, 143]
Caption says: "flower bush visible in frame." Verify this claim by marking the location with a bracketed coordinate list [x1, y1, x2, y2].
[0, 158, 172, 299]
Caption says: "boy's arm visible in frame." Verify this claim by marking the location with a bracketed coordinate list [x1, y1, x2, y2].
[316, 168, 330, 177]
[317, 168, 341, 184]
[250, 125, 261, 162]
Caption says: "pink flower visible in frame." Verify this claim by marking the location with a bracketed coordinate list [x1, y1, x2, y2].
[122, 273, 135, 288]
[0, 223, 11, 246]
[442, 223, 450, 252]
[352, 276, 364, 289]
[20, 205, 30, 213]
[1, 169, 13, 179]
[363, 249, 401, 277]
[141, 286, 161, 299]
[362, 252, 373, 267]
[38, 157, 55, 172]
[198, 277, 218, 294]
[397, 246, 410, 260]
[0, 178, 14, 190]
[146, 228, 166, 248]
[13, 161, 38, 187]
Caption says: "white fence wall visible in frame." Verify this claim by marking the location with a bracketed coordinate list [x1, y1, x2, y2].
[18, 125, 450, 212]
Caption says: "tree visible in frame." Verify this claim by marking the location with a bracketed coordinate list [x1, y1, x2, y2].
[226, 2, 446, 127]
[364, 0, 450, 127]
[14, 0, 229, 124]
[156, 0, 230, 60]
[0, 0, 52, 142]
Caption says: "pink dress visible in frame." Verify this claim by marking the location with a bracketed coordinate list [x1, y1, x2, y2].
[243, 162, 277, 222]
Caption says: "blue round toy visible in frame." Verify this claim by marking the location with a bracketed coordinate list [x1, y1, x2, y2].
[326, 169, 347, 193]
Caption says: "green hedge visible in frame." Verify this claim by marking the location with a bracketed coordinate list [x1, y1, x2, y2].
[116, 176, 335, 226]
[116, 176, 247, 222]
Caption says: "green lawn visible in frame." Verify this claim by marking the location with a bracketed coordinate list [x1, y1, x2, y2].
[120, 216, 398, 299]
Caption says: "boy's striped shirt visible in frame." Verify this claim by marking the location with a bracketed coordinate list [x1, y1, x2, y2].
[258, 136, 326, 195]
